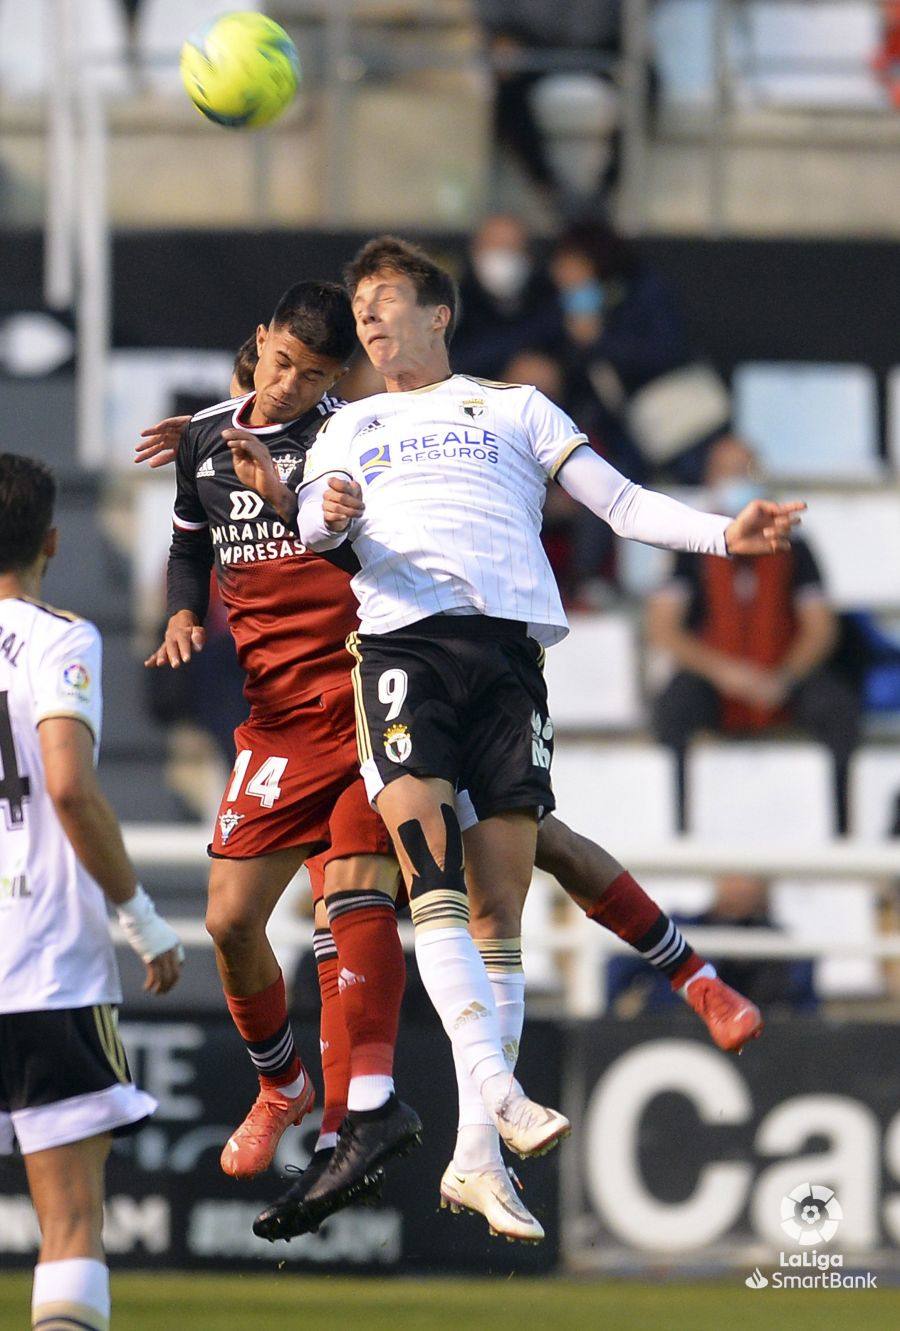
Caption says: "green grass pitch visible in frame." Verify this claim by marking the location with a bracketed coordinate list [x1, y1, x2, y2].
[1, 1273, 898, 1331]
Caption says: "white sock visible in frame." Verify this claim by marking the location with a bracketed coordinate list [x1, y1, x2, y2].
[315, 1130, 338, 1153]
[274, 1068, 308, 1099]
[414, 926, 509, 1097]
[681, 961, 717, 996]
[32, 1258, 110, 1331]
[453, 960, 526, 1172]
[347, 1074, 394, 1112]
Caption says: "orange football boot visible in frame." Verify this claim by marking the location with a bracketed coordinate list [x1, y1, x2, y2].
[220, 1073, 315, 1178]
[685, 976, 763, 1053]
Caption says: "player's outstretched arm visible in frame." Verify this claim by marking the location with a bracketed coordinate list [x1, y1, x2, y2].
[134, 415, 191, 469]
[40, 717, 184, 995]
[556, 445, 804, 556]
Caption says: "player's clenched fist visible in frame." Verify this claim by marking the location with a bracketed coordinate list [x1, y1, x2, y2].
[323, 476, 364, 532]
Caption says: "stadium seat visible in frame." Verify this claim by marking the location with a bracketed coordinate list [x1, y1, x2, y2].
[0, 0, 128, 96]
[848, 748, 900, 839]
[733, 362, 881, 481]
[108, 348, 234, 466]
[138, 0, 261, 91]
[543, 614, 643, 731]
[772, 879, 883, 997]
[733, 2, 883, 110]
[887, 366, 900, 477]
[789, 494, 900, 611]
[687, 741, 835, 842]
[551, 741, 678, 845]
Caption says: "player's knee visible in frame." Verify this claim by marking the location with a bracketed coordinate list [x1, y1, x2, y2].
[534, 813, 580, 879]
[205, 903, 263, 957]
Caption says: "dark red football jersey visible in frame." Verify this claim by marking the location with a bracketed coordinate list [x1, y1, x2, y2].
[169, 392, 359, 715]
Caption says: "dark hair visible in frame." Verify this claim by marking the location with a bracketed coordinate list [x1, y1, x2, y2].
[270, 280, 357, 364]
[344, 235, 460, 346]
[553, 221, 638, 281]
[0, 454, 56, 573]
[232, 333, 259, 392]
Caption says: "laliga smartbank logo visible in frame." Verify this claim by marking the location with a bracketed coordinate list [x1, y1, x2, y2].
[744, 1185, 876, 1292]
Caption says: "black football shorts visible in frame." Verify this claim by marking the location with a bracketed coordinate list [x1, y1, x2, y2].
[0, 1004, 155, 1155]
[346, 615, 555, 822]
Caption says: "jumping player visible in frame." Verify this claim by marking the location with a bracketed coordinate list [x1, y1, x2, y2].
[145, 281, 414, 1189]
[235, 235, 802, 1230]
[0, 453, 183, 1331]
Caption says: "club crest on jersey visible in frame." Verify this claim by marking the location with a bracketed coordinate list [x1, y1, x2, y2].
[384, 722, 412, 764]
[462, 397, 486, 420]
[272, 455, 297, 484]
[360, 443, 392, 485]
[218, 808, 244, 844]
[196, 458, 215, 480]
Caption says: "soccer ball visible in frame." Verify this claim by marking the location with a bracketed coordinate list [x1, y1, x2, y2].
[180, 12, 301, 130]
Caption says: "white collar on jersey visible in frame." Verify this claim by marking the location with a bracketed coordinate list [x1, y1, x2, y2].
[232, 393, 301, 435]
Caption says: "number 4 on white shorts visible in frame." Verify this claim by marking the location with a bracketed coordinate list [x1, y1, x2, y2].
[227, 750, 288, 809]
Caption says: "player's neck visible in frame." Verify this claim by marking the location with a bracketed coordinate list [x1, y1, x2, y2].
[0, 567, 41, 601]
[383, 352, 452, 394]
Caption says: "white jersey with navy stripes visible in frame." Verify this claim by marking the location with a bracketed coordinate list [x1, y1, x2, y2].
[0, 596, 121, 1013]
[299, 374, 587, 646]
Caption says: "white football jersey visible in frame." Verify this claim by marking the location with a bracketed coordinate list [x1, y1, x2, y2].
[302, 374, 588, 644]
[0, 597, 120, 1013]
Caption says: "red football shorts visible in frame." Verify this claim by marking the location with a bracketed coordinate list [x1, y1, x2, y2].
[210, 682, 392, 865]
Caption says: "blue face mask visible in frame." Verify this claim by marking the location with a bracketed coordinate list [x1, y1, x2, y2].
[710, 480, 766, 518]
[561, 281, 604, 318]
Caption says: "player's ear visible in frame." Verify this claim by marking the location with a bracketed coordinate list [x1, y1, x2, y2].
[43, 527, 59, 560]
[255, 323, 269, 357]
[432, 304, 451, 337]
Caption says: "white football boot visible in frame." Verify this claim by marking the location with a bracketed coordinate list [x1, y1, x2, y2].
[440, 1162, 544, 1243]
[492, 1093, 570, 1159]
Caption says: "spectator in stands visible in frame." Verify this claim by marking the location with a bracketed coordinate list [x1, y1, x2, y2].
[550, 221, 698, 481]
[607, 874, 816, 1014]
[647, 436, 860, 831]
[453, 215, 562, 380]
[474, 0, 623, 209]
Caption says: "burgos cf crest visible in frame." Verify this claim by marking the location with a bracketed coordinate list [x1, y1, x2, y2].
[384, 723, 412, 764]
[360, 443, 392, 485]
[462, 397, 485, 420]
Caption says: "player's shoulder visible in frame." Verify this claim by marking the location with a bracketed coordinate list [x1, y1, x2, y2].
[456, 374, 529, 394]
[190, 394, 248, 425]
[10, 598, 100, 664]
[12, 595, 86, 628]
[317, 392, 347, 420]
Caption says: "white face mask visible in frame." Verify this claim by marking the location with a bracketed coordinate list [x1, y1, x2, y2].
[473, 248, 531, 301]
[710, 479, 766, 518]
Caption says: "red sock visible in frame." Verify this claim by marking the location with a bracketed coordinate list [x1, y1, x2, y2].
[224, 970, 303, 1090]
[326, 892, 405, 1079]
[313, 929, 351, 1135]
[585, 870, 705, 989]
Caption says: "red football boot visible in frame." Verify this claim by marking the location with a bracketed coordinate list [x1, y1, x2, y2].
[220, 1073, 315, 1178]
[685, 976, 763, 1053]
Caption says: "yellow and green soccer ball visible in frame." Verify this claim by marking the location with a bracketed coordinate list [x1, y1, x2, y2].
[180, 11, 301, 129]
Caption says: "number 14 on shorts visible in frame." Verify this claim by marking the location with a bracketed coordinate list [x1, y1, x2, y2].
[228, 751, 288, 809]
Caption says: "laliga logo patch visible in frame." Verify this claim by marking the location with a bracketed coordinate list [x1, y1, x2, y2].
[62, 662, 90, 694]
[218, 808, 244, 845]
[462, 398, 485, 420]
[272, 455, 297, 484]
[360, 442, 392, 485]
[781, 1184, 843, 1246]
[384, 722, 411, 764]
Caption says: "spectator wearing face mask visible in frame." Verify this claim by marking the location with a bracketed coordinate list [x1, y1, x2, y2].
[453, 214, 563, 379]
[647, 436, 860, 832]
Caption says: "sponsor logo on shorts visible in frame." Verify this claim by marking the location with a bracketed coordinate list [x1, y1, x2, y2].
[384, 722, 412, 764]
[218, 808, 244, 844]
[530, 711, 553, 770]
